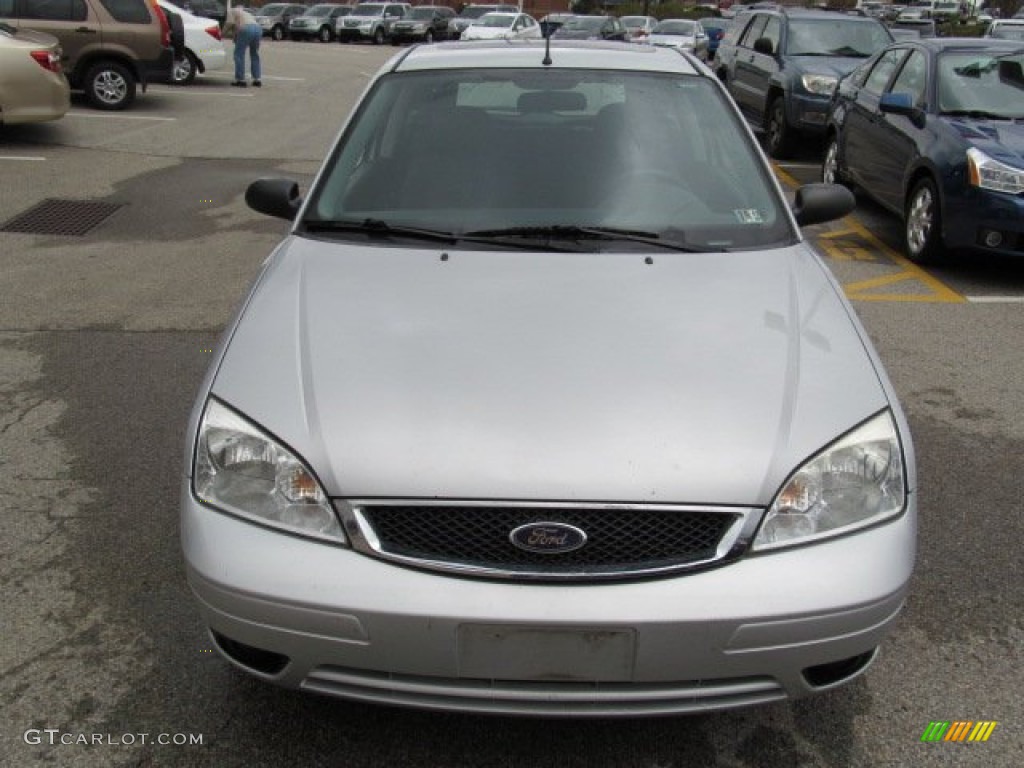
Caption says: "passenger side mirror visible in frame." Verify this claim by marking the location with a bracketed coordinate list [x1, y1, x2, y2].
[753, 37, 774, 55]
[246, 178, 302, 221]
[879, 92, 926, 129]
[792, 183, 855, 227]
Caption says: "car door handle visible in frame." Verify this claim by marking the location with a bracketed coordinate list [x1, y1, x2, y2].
[76, 27, 98, 33]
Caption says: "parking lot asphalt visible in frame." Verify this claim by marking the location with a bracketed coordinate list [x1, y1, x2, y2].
[1, 41, 1022, 768]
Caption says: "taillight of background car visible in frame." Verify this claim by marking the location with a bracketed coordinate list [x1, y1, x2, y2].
[205, 24, 222, 40]
[30, 50, 62, 73]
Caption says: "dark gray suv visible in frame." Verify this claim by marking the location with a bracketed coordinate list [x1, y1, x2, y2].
[715, 8, 892, 157]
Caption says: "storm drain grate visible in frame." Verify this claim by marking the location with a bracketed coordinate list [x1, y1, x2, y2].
[1, 199, 124, 236]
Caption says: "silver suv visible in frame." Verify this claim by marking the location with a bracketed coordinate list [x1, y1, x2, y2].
[335, 2, 408, 44]
[255, 3, 308, 41]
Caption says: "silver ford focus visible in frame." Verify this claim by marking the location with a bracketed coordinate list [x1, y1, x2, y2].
[182, 40, 916, 716]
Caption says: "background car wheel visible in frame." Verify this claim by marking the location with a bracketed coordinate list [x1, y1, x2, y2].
[766, 97, 794, 159]
[373, 27, 385, 45]
[272, 25, 285, 41]
[822, 135, 846, 186]
[905, 177, 944, 264]
[319, 26, 332, 42]
[171, 50, 198, 85]
[425, 30, 434, 43]
[84, 61, 136, 110]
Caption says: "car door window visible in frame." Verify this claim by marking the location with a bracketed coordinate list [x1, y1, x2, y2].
[19, 0, 88, 21]
[739, 15, 768, 50]
[889, 49, 927, 107]
[863, 49, 906, 96]
[761, 17, 780, 52]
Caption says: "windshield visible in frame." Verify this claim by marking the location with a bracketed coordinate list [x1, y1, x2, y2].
[459, 6, 494, 19]
[654, 21, 696, 35]
[259, 4, 286, 15]
[622, 17, 648, 29]
[305, 69, 792, 251]
[786, 19, 892, 57]
[306, 5, 338, 16]
[991, 27, 1024, 41]
[562, 17, 606, 31]
[938, 52, 1024, 118]
[477, 13, 515, 27]
[408, 8, 437, 19]
[352, 3, 386, 16]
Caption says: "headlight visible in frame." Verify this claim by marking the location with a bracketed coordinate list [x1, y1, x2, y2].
[801, 73, 839, 96]
[193, 399, 345, 543]
[967, 147, 1024, 195]
[753, 411, 906, 551]
[412, 23, 428, 32]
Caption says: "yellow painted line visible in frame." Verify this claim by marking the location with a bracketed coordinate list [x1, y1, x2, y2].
[774, 164, 965, 304]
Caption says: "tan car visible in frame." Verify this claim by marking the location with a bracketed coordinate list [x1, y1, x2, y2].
[0, 24, 70, 124]
[0, 0, 174, 110]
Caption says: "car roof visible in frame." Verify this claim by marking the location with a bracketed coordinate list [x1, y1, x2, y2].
[906, 36, 1024, 52]
[391, 41, 705, 75]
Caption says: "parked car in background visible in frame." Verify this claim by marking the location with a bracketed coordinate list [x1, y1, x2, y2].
[158, 0, 226, 84]
[289, 4, 352, 42]
[186, 40, 917, 717]
[824, 39, 1024, 263]
[448, 4, 517, 40]
[256, 3, 309, 40]
[552, 15, 626, 41]
[889, 17, 937, 37]
[0, 24, 69, 125]
[0, 0, 175, 110]
[985, 18, 1024, 37]
[715, 7, 893, 157]
[336, 2, 408, 44]
[648, 19, 709, 59]
[460, 11, 540, 41]
[699, 16, 731, 59]
[389, 5, 454, 44]
[621, 15, 658, 43]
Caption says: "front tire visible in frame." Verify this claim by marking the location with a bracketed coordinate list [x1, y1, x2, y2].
[765, 97, 794, 159]
[318, 25, 332, 43]
[84, 60, 136, 110]
[373, 26, 385, 45]
[905, 177, 944, 264]
[424, 29, 434, 43]
[272, 25, 285, 41]
[171, 50, 198, 85]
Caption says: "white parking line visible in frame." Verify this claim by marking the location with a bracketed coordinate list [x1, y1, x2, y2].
[965, 296, 1024, 304]
[0, 156, 46, 161]
[65, 112, 177, 121]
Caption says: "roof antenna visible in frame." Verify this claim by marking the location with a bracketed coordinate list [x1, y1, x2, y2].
[542, 27, 552, 66]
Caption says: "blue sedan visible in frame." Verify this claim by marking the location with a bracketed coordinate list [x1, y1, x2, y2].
[824, 38, 1024, 263]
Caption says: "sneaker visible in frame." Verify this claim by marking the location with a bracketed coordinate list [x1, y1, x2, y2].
[252, 80, 262, 88]
[231, 80, 247, 88]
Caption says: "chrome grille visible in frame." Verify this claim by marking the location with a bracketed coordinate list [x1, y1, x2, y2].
[347, 503, 753, 580]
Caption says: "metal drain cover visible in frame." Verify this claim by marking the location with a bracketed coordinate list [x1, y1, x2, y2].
[1, 199, 124, 236]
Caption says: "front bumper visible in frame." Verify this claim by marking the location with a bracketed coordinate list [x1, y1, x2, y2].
[943, 185, 1024, 257]
[182, 483, 915, 716]
[787, 92, 832, 136]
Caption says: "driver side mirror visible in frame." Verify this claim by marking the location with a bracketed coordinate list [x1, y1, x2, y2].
[880, 92, 926, 130]
[246, 178, 302, 221]
[791, 183, 855, 227]
[753, 37, 774, 55]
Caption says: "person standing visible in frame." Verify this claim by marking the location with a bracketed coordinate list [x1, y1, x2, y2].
[224, 1, 262, 87]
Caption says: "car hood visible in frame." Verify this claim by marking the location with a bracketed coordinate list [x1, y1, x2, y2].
[210, 238, 889, 505]
[792, 55, 869, 79]
[650, 34, 695, 45]
[463, 26, 513, 39]
[943, 117, 1024, 168]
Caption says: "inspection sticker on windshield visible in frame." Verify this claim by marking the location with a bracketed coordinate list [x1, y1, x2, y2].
[735, 209, 765, 224]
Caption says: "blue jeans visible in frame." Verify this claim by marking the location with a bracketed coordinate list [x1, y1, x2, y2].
[234, 23, 262, 82]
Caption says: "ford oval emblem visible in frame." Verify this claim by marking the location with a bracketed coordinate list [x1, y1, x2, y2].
[510, 522, 587, 554]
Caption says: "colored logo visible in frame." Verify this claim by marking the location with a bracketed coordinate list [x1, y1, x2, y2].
[920, 721, 997, 742]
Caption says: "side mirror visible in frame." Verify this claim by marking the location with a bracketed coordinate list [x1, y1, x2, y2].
[753, 37, 774, 55]
[792, 183, 855, 227]
[246, 178, 302, 221]
[880, 91, 926, 129]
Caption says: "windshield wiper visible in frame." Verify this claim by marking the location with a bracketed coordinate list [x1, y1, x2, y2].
[940, 109, 1014, 120]
[463, 225, 718, 253]
[302, 218, 460, 243]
